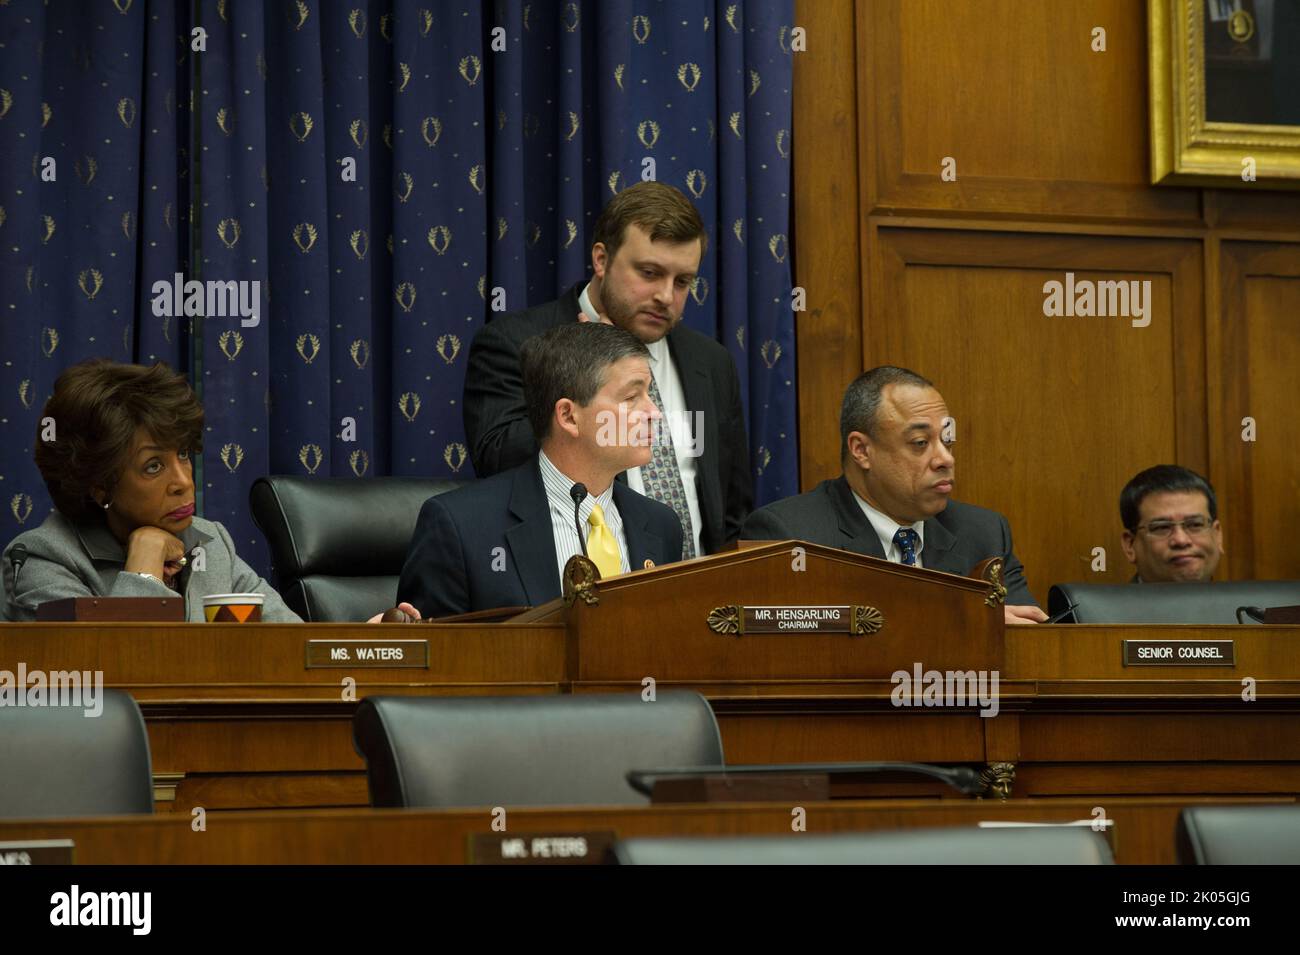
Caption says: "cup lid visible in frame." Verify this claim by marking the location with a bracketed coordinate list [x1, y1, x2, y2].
[202, 593, 265, 604]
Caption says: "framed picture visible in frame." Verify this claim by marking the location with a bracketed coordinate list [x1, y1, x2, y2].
[1149, 0, 1300, 187]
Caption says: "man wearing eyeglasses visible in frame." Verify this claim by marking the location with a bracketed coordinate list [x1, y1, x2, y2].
[1119, 465, 1224, 583]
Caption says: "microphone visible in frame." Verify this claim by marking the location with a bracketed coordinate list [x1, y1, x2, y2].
[570, 483, 589, 557]
[1236, 606, 1267, 625]
[1042, 599, 1079, 624]
[9, 543, 28, 586]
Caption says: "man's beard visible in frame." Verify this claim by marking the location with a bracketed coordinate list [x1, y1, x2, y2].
[601, 276, 676, 343]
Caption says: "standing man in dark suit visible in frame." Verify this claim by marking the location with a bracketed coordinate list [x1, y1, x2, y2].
[464, 182, 752, 558]
[399, 323, 684, 619]
[741, 366, 1047, 625]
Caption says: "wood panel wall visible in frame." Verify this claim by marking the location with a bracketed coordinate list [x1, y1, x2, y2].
[793, 0, 1300, 603]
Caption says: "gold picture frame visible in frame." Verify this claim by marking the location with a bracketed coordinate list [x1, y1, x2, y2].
[1150, 0, 1300, 187]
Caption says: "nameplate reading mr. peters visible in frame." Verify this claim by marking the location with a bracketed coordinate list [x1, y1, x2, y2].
[0, 840, 75, 865]
[305, 639, 429, 669]
[469, 831, 616, 865]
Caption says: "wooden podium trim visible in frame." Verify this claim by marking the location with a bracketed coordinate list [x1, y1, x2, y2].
[561, 554, 600, 607]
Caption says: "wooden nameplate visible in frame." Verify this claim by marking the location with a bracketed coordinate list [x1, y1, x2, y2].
[36, 597, 186, 622]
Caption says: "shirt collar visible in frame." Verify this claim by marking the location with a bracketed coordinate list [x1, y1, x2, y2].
[850, 491, 925, 558]
[538, 450, 615, 524]
[578, 283, 665, 365]
[578, 283, 600, 322]
[73, 514, 212, 563]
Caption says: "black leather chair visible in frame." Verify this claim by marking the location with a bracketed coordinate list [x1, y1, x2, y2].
[1177, 805, 1300, 864]
[352, 691, 724, 807]
[0, 689, 153, 818]
[1047, 580, 1300, 624]
[250, 475, 467, 621]
[614, 826, 1115, 865]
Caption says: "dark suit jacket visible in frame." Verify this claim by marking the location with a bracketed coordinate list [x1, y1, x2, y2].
[740, 475, 1038, 606]
[397, 456, 685, 619]
[463, 282, 753, 554]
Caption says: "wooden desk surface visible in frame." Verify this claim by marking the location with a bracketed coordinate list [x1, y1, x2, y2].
[0, 796, 1289, 865]
[2, 622, 1296, 810]
[4, 621, 1295, 694]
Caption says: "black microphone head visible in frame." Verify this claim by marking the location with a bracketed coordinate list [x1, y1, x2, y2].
[11, 543, 28, 562]
[570, 483, 587, 505]
[1237, 605, 1267, 624]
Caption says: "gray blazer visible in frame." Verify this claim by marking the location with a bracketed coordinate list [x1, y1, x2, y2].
[1, 510, 301, 623]
[741, 474, 1038, 606]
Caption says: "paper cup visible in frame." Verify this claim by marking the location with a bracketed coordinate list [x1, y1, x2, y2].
[203, 593, 264, 623]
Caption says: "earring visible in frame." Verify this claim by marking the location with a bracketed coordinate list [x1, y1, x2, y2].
[101, 499, 112, 510]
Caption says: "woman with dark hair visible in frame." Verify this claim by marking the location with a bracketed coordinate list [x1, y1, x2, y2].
[1, 360, 418, 623]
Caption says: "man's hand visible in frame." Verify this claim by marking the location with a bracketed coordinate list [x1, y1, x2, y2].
[577, 311, 613, 325]
[1004, 604, 1048, 625]
[367, 601, 422, 624]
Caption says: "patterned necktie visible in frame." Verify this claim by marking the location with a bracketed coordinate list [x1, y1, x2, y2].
[892, 528, 920, 566]
[586, 504, 623, 579]
[639, 373, 697, 560]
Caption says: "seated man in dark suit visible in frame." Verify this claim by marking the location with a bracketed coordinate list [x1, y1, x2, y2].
[463, 181, 752, 558]
[399, 323, 684, 618]
[741, 366, 1046, 625]
[1120, 464, 1223, 583]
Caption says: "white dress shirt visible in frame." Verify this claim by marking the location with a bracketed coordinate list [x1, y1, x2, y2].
[579, 282, 704, 556]
[852, 490, 926, 568]
[538, 450, 630, 588]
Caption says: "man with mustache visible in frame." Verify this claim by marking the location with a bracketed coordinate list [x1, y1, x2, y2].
[741, 366, 1046, 625]
[464, 182, 752, 559]
[1119, 465, 1224, 583]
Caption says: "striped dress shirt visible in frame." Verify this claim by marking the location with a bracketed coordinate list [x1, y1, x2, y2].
[538, 450, 630, 588]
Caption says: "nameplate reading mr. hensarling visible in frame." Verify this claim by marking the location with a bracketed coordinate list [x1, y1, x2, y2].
[745, 606, 855, 634]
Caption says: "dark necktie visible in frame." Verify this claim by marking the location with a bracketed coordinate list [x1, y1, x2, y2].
[892, 528, 920, 566]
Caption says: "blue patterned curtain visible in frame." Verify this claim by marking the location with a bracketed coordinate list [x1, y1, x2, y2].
[1, 0, 795, 582]
[0, 0, 190, 535]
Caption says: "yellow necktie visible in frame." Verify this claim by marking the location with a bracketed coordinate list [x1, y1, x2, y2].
[586, 504, 623, 579]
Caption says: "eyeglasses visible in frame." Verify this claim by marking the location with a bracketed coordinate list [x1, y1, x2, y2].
[1135, 517, 1212, 539]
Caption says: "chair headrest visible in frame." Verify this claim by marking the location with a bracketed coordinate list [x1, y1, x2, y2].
[352, 691, 724, 808]
[0, 689, 154, 818]
[614, 826, 1115, 865]
[1178, 805, 1300, 864]
[250, 475, 466, 577]
[1047, 580, 1300, 624]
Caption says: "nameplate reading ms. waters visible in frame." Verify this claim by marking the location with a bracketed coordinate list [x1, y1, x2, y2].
[1122, 639, 1236, 666]
[305, 639, 429, 668]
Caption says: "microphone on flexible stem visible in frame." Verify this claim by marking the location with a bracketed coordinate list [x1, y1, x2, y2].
[570, 483, 589, 557]
[1042, 599, 1079, 624]
[1236, 605, 1267, 625]
[9, 543, 28, 586]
